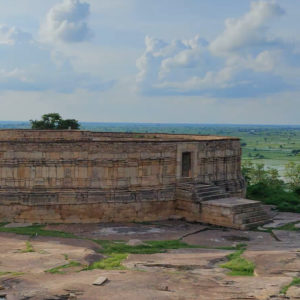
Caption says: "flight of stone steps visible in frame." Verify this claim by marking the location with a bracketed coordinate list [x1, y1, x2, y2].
[176, 182, 272, 230]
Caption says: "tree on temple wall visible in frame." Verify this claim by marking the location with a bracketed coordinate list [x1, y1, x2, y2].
[30, 113, 80, 130]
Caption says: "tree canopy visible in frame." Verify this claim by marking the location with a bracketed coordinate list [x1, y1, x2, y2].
[30, 113, 80, 130]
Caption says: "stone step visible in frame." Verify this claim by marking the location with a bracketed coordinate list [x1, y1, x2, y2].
[230, 202, 263, 211]
[195, 186, 225, 193]
[196, 190, 226, 197]
[236, 214, 271, 225]
[240, 219, 273, 230]
[233, 210, 269, 220]
[201, 193, 231, 201]
[233, 206, 265, 214]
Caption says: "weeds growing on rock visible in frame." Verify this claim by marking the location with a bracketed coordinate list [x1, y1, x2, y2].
[21, 241, 34, 253]
[45, 261, 81, 275]
[85, 253, 128, 271]
[220, 248, 255, 276]
[0, 225, 79, 239]
[281, 277, 300, 294]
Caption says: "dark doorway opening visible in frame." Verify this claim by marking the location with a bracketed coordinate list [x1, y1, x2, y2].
[182, 152, 192, 178]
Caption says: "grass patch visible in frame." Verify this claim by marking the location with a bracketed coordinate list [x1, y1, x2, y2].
[0, 272, 24, 277]
[85, 254, 128, 271]
[21, 241, 34, 253]
[45, 260, 81, 275]
[94, 239, 200, 255]
[95, 240, 250, 255]
[0, 225, 79, 239]
[220, 249, 255, 276]
[94, 239, 238, 255]
[275, 222, 300, 231]
[281, 277, 300, 294]
[11, 272, 25, 276]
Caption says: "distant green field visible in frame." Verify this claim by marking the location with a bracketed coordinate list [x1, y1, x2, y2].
[1, 122, 300, 170]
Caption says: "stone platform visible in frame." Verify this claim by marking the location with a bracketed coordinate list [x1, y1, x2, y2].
[201, 198, 272, 230]
[175, 182, 272, 229]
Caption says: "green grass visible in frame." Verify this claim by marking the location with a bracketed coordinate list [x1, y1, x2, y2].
[0, 225, 79, 239]
[220, 249, 255, 276]
[94, 239, 242, 255]
[0, 271, 24, 277]
[85, 254, 128, 271]
[21, 241, 34, 253]
[45, 260, 81, 275]
[281, 277, 300, 294]
[274, 222, 300, 231]
[11, 272, 25, 276]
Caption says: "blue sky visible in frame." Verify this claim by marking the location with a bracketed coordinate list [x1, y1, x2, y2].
[0, 0, 299, 124]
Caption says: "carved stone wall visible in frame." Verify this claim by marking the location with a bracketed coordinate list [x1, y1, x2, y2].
[0, 130, 245, 223]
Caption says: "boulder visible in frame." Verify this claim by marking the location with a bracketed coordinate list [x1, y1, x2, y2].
[126, 240, 149, 247]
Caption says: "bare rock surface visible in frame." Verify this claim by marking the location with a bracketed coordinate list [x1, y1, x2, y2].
[45, 221, 208, 241]
[263, 212, 300, 228]
[0, 269, 291, 300]
[286, 285, 300, 298]
[243, 250, 300, 277]
[0, 233, 103, 274]
[182, 228, 276, 250]
[123, 251, 233, 276]
[0, 221, 300, 299]
[4, 223, 33, 228]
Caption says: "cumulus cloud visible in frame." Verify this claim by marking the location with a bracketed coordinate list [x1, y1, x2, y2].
[210, 1, 285, 55]
[40, 0, 93, 43]
[134, 1, 299, 98]
[0, 25, 33, 45]
[0, 24, 114, 93]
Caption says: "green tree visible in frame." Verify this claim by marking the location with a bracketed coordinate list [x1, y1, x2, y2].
[285, 162, 300, 190]
[242, 161, 282, 187]
[56, 119, 80, 130]
[30, 113, 80, 130]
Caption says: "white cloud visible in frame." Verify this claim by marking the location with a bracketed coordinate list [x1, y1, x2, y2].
[210, 1, 285, 56]
[0, 24, 114, 93]
[0, 25, 33, 45]
[134, 1, 300, 98]
[40, 0, 93, 43]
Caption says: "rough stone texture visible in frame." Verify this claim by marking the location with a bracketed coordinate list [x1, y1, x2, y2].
[263, 212, 300, 228]
[0, 226, 298, 299]
[45, 221, 208, 241]
[286, 286, 300, 298]
[0, 130, 246, 225]
[0, 231, 292, 300]
[0, 233, 103, 274]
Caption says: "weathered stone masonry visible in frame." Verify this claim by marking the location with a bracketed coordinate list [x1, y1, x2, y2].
[0, 130, 247, 224]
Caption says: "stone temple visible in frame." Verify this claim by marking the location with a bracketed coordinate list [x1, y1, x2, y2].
[0, 130, 271, 229]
